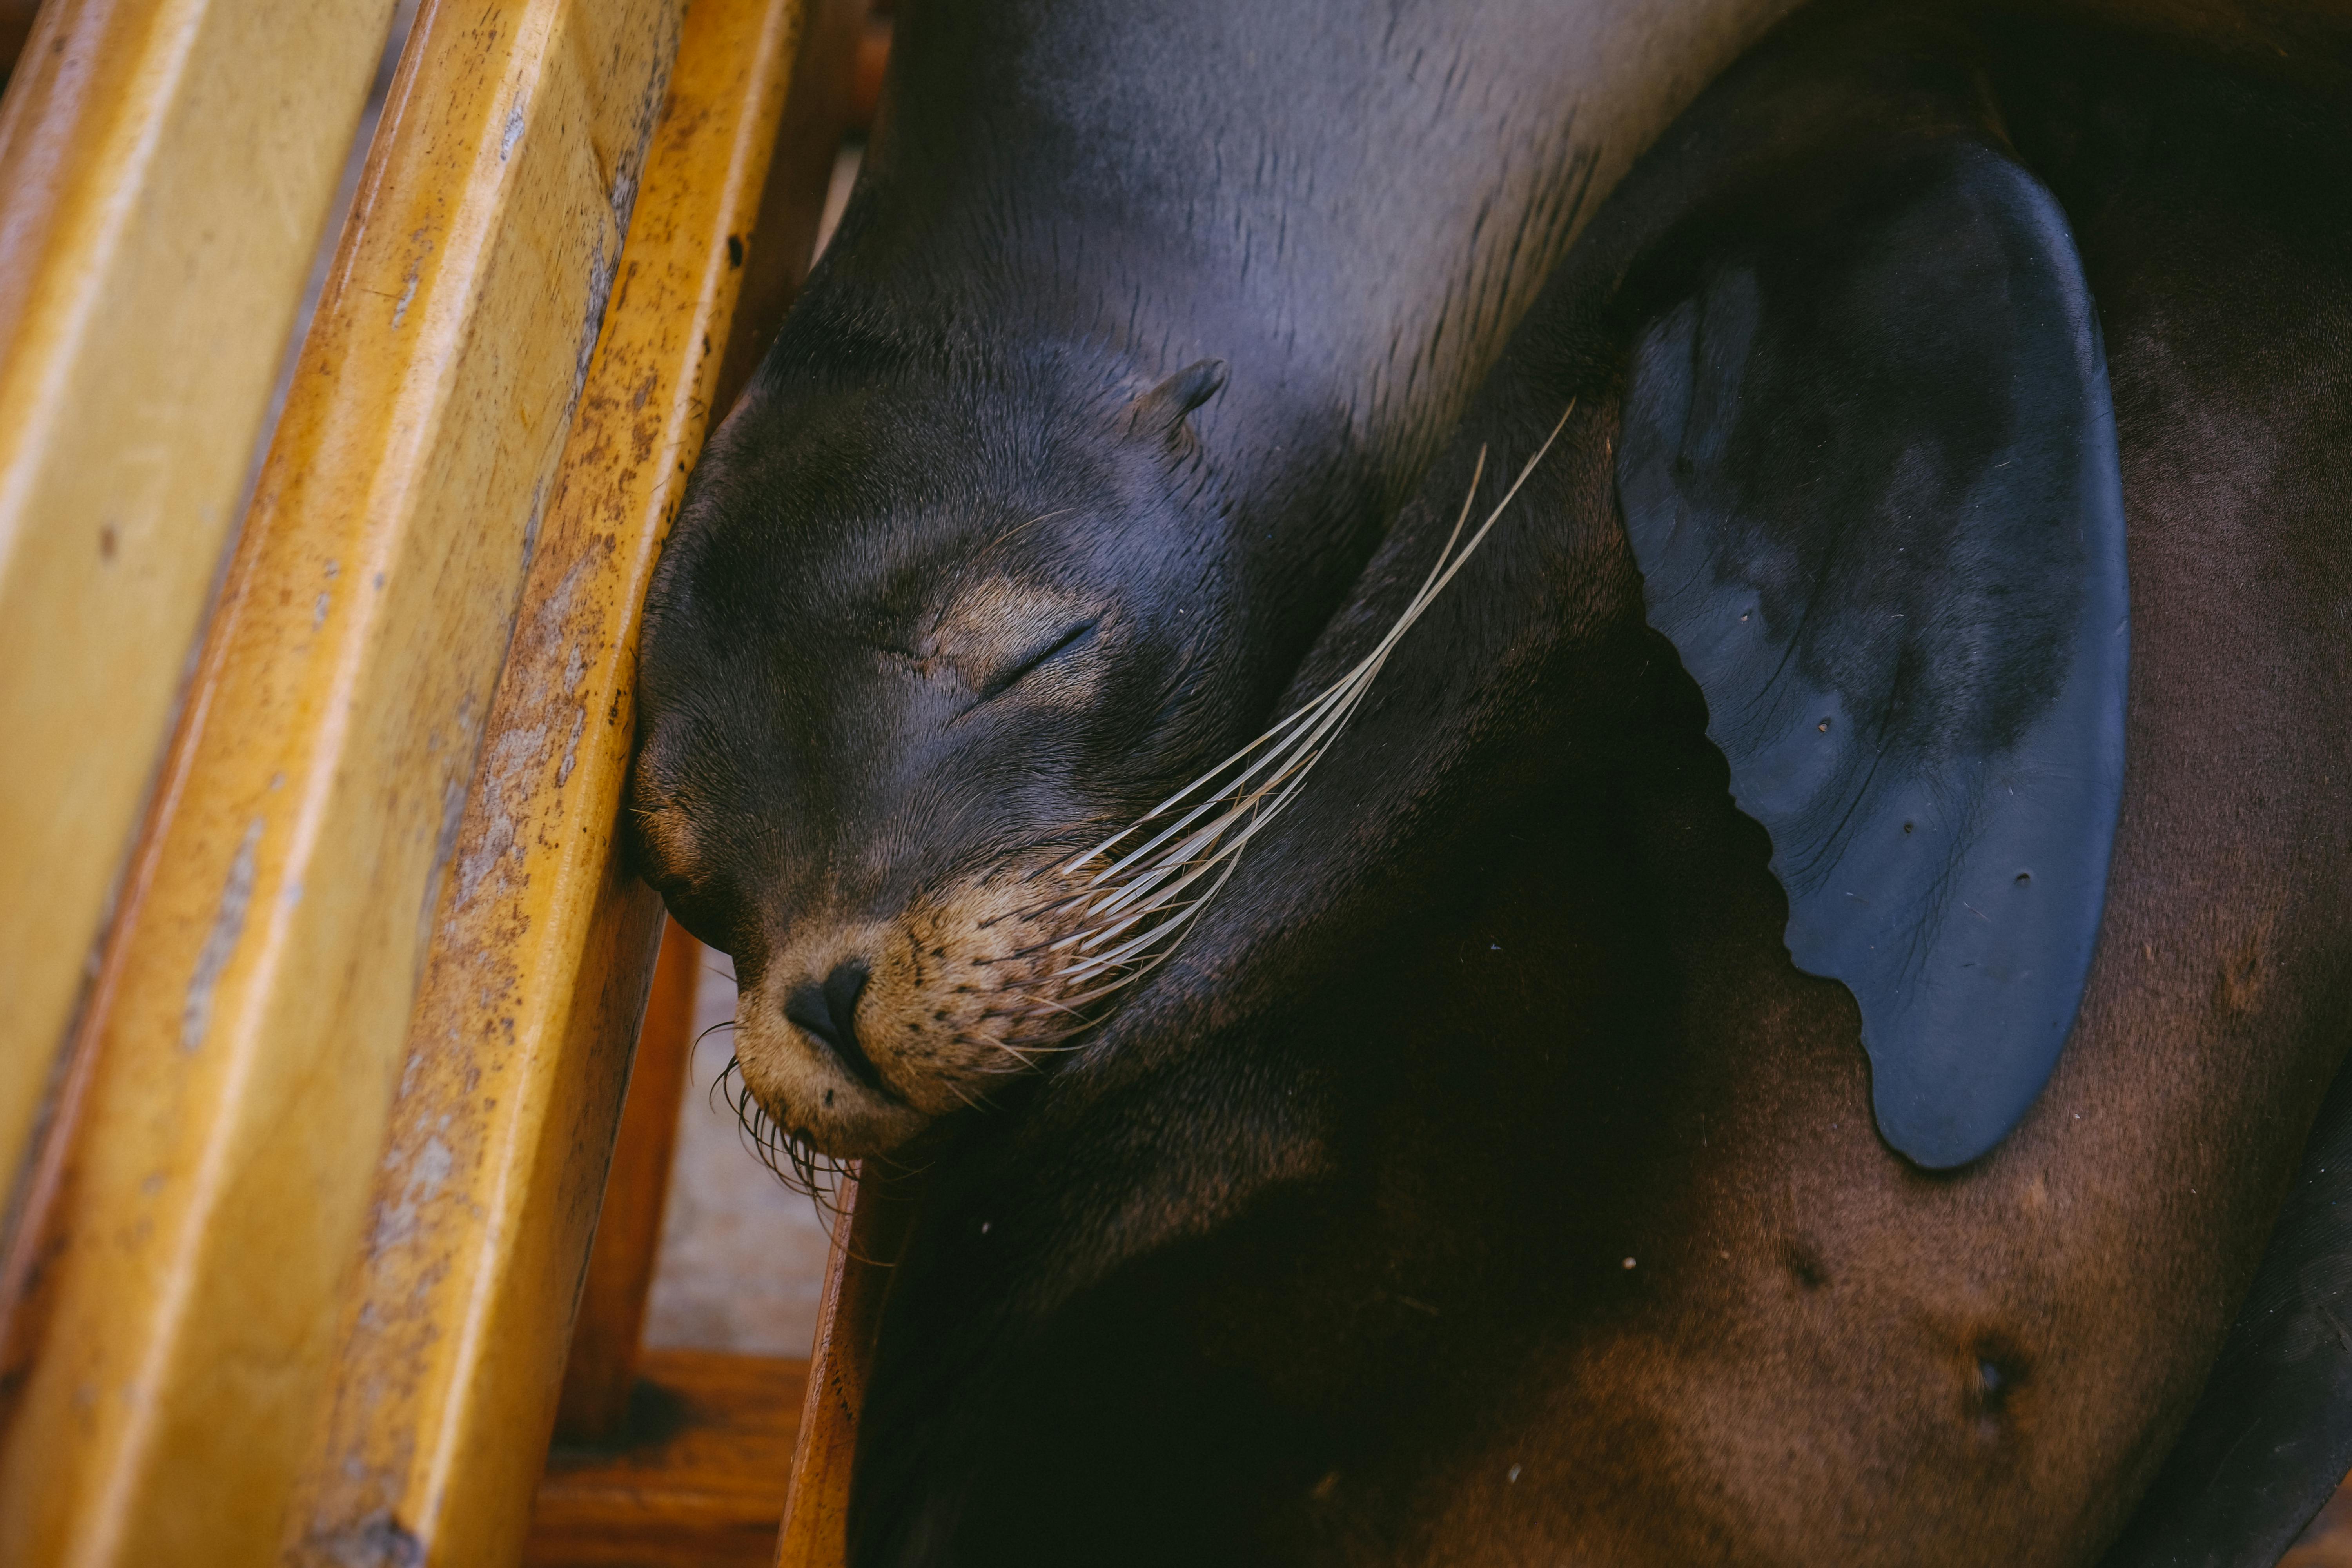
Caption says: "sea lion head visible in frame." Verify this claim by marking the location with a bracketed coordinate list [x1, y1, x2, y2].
[632, 344, 1304, 1159]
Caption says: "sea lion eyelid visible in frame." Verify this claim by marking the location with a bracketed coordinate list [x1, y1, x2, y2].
[975, 617, 1100, 701]
[925, 578, 1103, 690]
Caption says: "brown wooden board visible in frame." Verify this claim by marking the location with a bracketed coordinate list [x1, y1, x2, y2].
[558, 922, 707, 1443]
[529, 1348, 808, 1568]
[774, 1168, 925, 1568]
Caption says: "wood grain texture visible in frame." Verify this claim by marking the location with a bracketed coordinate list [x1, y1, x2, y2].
[548, 0, 867, 1454]
[774, 1170, 923, 1568]
[528, 1348, 808, 1568]
[0, 0, 397, 1225]
[557, 921, 704, 1444]
[0, 0, 682, 1561]
[278, 1, 828, 1559]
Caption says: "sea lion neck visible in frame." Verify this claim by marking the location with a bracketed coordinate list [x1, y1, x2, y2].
[806, 0, 1723, 521]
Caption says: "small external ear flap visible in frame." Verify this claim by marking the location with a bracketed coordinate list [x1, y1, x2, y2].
[1617, 142, 2129, 1170]
[1122, 358, 1228, 445]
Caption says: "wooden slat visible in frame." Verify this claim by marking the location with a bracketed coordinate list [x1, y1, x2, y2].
[527, 1349, 808, 1568]
[281, 1, 853, 1559]
[707, 0, 869, 427]
[0, 0, 684, 1561]
[556, 921, 704, 1443]
[848, 12, 888, 133]
[775, 1170, 923, 1568]
[547, 0, 866, 1455]
[0, 0, 398, 1217]
[545, 0, 868, 1429]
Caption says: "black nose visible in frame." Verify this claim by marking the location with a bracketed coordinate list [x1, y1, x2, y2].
[784, 960, 883, 1090]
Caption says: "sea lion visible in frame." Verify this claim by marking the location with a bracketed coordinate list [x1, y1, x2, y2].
[627, 0, 1809, 1159]
[630, 0, 2352, 1561]
[782, 9, 2346, 1566]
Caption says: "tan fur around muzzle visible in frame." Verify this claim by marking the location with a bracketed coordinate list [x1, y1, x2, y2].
[731, 858, 1091, 1158]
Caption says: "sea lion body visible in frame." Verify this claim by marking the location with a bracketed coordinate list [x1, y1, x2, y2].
[820, 10, 2352, 1566]
[630, 0, 2352, 1562]
[630, 0, 1814, 1156]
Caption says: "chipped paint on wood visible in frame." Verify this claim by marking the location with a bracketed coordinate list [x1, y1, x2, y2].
[179, 818, 262, 1053]
[285, 0, 828, 1560]
[0, 0, 686, 1562]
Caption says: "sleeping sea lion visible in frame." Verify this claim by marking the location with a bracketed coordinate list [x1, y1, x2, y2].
[629, 0, 2352, 1562]
[626, 0, 1809, 1159]
[777, 7, 2342, 1566]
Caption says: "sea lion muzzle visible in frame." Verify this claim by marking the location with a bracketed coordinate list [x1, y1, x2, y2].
[713, 857, 1101, 1158]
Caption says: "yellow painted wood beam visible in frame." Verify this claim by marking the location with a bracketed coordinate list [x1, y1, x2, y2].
[0, 0, 685, 1560]
[0, 0, 399, 1213]
[284, 0, 861, 1560]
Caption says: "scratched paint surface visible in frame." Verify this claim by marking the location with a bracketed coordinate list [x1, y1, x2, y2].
[0, 0, 401, 1230]
[284, 1, 816, 1561]
[0, 0, 683, 1562]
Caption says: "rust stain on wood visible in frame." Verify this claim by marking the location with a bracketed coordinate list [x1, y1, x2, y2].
[284, 1, 841, 1561]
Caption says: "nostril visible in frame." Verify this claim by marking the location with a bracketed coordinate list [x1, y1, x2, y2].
[785, 960, 884, 1092]
[822, 960, 869, 1038]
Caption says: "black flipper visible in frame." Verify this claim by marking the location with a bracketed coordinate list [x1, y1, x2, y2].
[1616, 143, 2129, 1169]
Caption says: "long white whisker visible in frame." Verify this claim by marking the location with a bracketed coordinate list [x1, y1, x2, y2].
[1072, 671, 1367, 881]
[1058, 453, 1499, 880]
[1033, 401, 1573, 1039]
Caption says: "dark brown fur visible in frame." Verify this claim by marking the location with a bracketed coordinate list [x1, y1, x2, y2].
[845, 13, 2352, 1565]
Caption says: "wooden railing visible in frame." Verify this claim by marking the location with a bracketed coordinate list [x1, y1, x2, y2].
[0, 0, 866, 1561]
[10, 7, 2352, 1568]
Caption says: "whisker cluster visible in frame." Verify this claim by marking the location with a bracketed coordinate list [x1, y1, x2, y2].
[1014, 402, 1577, 1030]
[717, 1051, 849, 1217]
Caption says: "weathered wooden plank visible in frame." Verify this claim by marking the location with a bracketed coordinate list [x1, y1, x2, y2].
[0, 0, 398, 1220]
[774, 1171, 922, 1568]
[547, 0, 867, 1453]
[555, 921, 703, 1444]
[0, 0, 684, 1561]
[280, 0, 846, 1559]
[527, 1348, 808, 1568]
